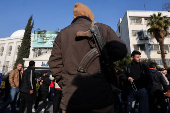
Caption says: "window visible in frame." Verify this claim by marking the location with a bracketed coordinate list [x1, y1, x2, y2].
[130, 18, 142, 24]
[155, 59, 170, 66]
[134, 45, 139, 50]
[144, 18, 150, 25]
[16, 45, 20, 54]
[8, 46, 12, 56]
[164, 45, 169, 51]
[132, 30, 139, 37]
[43, 38, 49, 42]
[37, 49, 41, 56]
[133, 44, 145, 51]
[0, 47, 4, 56]
[155, 59, 163, 65]
[153, 45, 159, 51]
[118, 26, 120, 33]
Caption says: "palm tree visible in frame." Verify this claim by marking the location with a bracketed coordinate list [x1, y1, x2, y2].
[147, 12, 170, 68]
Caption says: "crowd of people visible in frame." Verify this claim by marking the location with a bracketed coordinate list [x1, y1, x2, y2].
[0, 61, 62, 113]
[1, 2, 170, 113]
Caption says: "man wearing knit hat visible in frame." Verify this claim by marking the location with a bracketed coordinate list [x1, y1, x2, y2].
[49, 3, 127, 113]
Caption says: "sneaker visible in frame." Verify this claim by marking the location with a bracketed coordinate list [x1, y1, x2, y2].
[32, 108, 36, 112]
[41, 108, 45, 112]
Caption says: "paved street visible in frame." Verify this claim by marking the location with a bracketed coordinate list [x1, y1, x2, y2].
[0, 101, 54, 113]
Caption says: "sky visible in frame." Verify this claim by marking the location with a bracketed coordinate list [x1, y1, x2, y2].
[0, 0, 170, 38]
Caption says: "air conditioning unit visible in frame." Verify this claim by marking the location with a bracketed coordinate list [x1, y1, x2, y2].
[139, 36, 144, 40]
[164, 50, 169, 54]
[157, 50, 161, 54]
[157, 50, 169, 54]
[144, 36, 149, 40]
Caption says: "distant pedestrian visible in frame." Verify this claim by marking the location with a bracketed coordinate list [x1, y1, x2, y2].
[149, 63, 167, 113]
[19, 61, 36, 113]
[0, 63, 23, 113]
[53, 80, 62, 113]
[33, 71, 51, 113]
[162, 68, 170, 90]
[123, 50, 153, 113]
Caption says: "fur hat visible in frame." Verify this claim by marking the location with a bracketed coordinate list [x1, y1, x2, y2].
[73, 3, 94, 21]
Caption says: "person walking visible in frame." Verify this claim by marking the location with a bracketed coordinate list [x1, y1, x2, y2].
[123, 50, 153, 113]
[33, 71, 51, 112]
[19, 61, 36, 113]
[53, 80, 62, 113]
[49, 2, 127, 113]
[0, 63, 23, 113]
[149, 62, 167, 113]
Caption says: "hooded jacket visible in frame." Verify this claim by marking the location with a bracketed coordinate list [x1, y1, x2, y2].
[49, 3, 127, 111]
[150, 69, 167, 93]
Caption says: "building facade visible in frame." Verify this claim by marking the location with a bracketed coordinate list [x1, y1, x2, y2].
[23, 30, 59, 72]
[0, 30, 34, 74]
[116, 11, 170, 66]
[0, 30, 58, 74]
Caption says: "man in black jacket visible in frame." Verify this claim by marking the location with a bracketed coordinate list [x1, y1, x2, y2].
[33, 71, 51, 112]
[19, 61, 36, 113]
[149, 63, 167, 113]
[123, 50, 152, 113]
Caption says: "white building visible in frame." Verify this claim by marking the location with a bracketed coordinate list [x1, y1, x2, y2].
[0, 30, 34, 73]
[116, 10, 170, 66]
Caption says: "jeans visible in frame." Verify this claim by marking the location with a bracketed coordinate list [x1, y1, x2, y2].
[0, 87, 20, 112]
[126, 88, 149, 113]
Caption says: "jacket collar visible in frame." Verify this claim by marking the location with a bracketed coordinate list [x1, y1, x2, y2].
[27, 66, 35, 71]
[71, 16, 92, 24]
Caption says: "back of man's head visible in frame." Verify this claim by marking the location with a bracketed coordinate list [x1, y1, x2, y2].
[29, 61, 35, 67]
[73, 3, 94, 21]
[149, 62, 157, 69]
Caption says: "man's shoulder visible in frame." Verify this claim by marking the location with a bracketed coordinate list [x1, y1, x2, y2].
[10, 69, 17, 74]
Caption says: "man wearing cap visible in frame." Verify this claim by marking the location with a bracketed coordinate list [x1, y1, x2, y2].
[49, 3, 127, 113]
[33, 71, 51, 112]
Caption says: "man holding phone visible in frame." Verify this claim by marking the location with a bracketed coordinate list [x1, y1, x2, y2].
[0, 63, 23, 112]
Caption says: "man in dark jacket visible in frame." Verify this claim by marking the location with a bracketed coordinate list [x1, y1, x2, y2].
[123, 50, 152, 113]
[33, 71, 51, 112]
[149, 63, 167, 113]
[19, 61, 36, 113]
[49, 3, 127, 113]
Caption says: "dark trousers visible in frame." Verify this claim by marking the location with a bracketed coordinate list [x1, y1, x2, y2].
[62, 104, 114, 113]
[34, 91, 49, 109]
[19, 92, 33, 113]
[53, 88, 62, 113]
[149, 90, 167, 113]
[126, 88, 149, 113]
